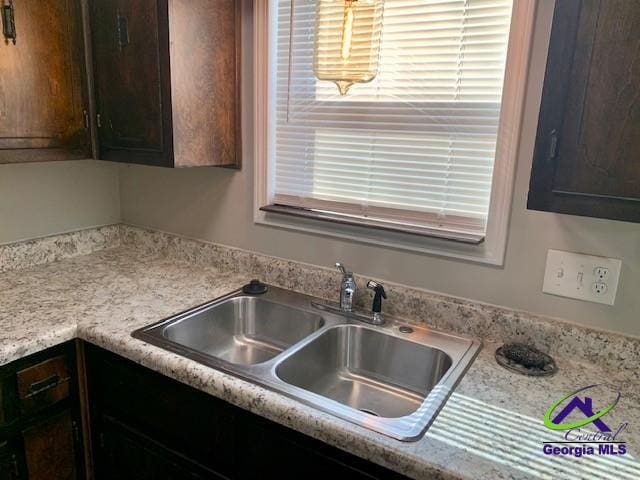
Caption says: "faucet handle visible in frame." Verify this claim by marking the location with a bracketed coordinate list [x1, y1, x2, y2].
[335, 262, 350, 278]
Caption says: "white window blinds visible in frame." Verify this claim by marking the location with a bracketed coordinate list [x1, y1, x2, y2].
[268, 0, 514, 242]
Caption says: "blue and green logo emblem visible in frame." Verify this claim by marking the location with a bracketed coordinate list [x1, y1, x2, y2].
[543, 384, 620, 432]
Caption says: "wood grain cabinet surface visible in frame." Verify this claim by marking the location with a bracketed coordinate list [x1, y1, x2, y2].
[22, 411, 77, 480]
[16, 356, 71, 418]
[0, 0, 91, 164]
[89, 0, 241, 168]
[528, 0, 640, 222]
[0, 343, 85, 480]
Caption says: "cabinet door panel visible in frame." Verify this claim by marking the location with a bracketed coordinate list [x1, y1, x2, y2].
[0, 440, 22, 480]
[22, 410, 77, 480]
[0, 0, 89, 161]
[528, 0, 640, 222]
[97, 415, 223, 480]
[554, 1, 640, 199]
[91, 0, 170, 157]
[242, 421, 379, 479]
[87, 347, 235, 476]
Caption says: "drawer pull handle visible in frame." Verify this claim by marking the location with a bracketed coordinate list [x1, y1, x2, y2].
[26, 374, 68, 397]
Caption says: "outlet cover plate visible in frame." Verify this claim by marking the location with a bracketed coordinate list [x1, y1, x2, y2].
[542, 250, 622, 306]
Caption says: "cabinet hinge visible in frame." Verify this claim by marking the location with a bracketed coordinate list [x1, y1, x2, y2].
[2, 1, 16, 45]
[83, 110, 89, 130]
[72, 420, 80, 443]
[548, 129, 558, 162]
[96, 113, 102, 128]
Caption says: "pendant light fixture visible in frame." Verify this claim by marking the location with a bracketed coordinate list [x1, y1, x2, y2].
[314, 0, 385, 96]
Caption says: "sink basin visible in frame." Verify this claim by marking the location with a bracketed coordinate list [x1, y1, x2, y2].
[276, 325, 452, 418]
[133, 285, 481, 441]
[159, 296, 324, 365]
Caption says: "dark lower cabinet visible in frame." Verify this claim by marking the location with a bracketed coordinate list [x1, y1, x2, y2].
[86, 342, 236, 478]
[22, 411, 78, 480]
[3, 343, 408, 478]
[240, 418, 384, 480]
[86, 345, 406, 480]
[0, 439, 22, 480]
[98, 415, 223, 480]
[0, 343, 85, 480]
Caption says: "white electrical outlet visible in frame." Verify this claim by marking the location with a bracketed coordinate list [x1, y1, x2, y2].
[542, 250, 622, 305]
[594, 267, 609, 281]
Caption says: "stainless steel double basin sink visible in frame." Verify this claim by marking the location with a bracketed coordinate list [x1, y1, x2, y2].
[133, 286, 481, 441]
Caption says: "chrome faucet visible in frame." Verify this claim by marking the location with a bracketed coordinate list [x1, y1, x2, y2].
[366, 280, 387, 325]
[312, 267, 387, 326]
[336, 262, 356, 312]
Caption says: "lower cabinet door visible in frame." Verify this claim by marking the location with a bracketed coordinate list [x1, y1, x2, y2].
[241, 419, 393, 480]
[0, 440, 23, 480]
[21, 410, 78, 480]
[97, 415, 225, 480]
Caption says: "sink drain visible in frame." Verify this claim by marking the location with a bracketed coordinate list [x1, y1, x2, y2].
[359, 408, 380, 417]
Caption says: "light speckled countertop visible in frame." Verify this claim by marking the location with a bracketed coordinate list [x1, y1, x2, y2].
[1, 245, 639, 480]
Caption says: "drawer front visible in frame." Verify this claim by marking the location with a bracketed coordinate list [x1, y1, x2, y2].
[16, 356, 71, 416]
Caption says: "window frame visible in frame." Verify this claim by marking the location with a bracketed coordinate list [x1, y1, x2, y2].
[254, 0, 538, 266]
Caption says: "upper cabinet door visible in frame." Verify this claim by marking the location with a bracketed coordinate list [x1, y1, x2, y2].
[0, 0, 90, 164]
[528, 0, 640, 222]
[90, 0, 172, 166]
[89, 0, 241, 168]
[91, 0, 241, 167]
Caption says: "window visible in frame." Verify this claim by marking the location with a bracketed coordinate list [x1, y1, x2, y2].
[255, 0, 536, 264]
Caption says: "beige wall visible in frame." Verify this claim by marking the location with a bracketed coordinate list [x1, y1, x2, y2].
[0, 160, 120, 244]
[120, 0, 640, 337]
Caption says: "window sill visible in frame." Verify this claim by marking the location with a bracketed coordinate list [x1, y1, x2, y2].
[260, 204, 485, 245]
[255, 206, 506, 266]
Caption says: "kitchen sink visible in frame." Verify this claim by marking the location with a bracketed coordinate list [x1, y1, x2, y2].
[133, 285, 481, 441]
[161, 296, 324, 365]
[276, 325, 452, 418]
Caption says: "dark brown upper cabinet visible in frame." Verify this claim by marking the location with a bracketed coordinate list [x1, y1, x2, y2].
[89, 0, 241, 168]
[528, 0, 640, 223]
[0, 0, 91, 164]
